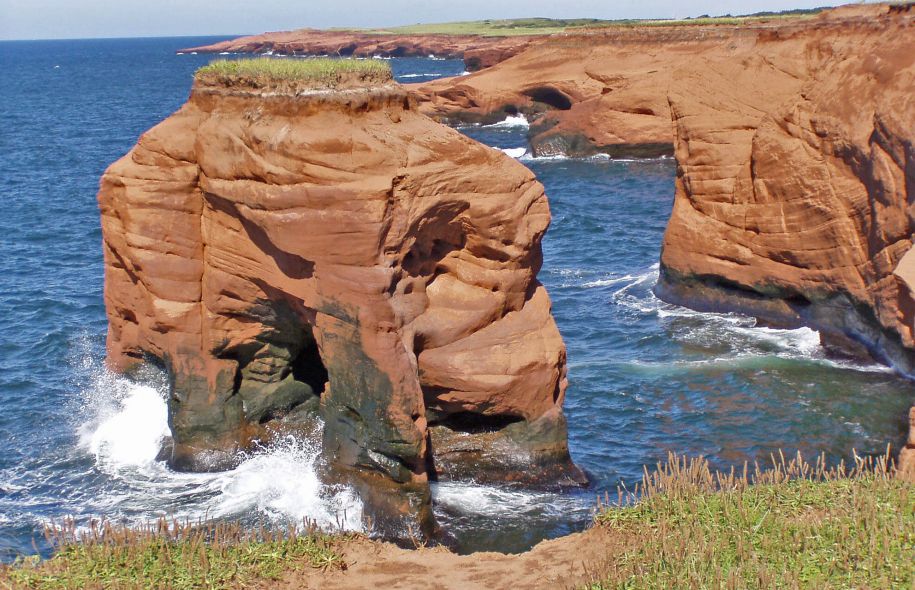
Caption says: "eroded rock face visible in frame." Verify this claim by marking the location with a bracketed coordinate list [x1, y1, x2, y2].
[412, 3, 915, 473]
[657, 4, 915, 475]
[180, 31, 536, 71]
[657, 6, 915, 367]
[99, 81, 584, 520]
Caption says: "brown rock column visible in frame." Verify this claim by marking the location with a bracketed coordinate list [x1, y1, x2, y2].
[98, 77, 582, 532]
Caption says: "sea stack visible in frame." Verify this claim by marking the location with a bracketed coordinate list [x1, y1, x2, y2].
[97, 59, 584, 528]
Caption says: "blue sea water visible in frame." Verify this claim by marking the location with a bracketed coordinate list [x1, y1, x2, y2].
[0, 37, 911, 558]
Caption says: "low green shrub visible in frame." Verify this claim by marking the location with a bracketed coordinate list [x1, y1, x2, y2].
[195, 57, 392, 90]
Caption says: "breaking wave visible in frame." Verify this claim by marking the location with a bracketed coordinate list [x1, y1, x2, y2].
[485, 114, 529, 128]
[62, 349, 365, 531]
[499, 146, 528, 158]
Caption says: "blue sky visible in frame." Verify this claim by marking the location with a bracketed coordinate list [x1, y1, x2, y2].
[0, 0, 852, 40]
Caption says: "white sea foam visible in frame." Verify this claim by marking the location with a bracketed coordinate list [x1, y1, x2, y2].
[517, 152, 601, 162]
[733, 325, 822, 357]
[500, 147, 528, 158]
[73, 358, 363, 531]
[517, 152, 674, 163]
[581, 274, 638, 288]
[206, 437, 363, 529]
[398, 73, 442, 79]
[518, 153, 567, 162]
[432, 481, 586, 519]
[485, 114, 529, 128]
[81, 383, 169, 469]
[599, 263, 892, 374]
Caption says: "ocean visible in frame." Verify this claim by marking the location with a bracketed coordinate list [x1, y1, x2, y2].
[0, 37, 910, 558]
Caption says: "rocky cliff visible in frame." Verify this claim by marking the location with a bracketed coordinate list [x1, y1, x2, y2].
[413, 3, 915, 472]
[98, 69, 584, 530]
[180, 30, 536, 71]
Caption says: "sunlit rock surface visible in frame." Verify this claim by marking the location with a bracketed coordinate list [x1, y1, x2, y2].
[98, 77, 584, 533]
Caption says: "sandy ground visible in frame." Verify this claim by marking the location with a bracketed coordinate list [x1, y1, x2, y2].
[265, 526, 615, 590]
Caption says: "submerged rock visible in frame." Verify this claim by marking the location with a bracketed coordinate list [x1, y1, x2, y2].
[98, 68, 582, 531]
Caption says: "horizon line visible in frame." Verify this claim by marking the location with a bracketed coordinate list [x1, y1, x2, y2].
[0, 5, 844, 43]
[0, 33, 243, 43]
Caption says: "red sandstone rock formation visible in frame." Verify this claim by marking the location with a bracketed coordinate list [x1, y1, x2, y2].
[180, 30, 536, 71]
[412, 3, 915, 473]
[98, 77, 584, 530]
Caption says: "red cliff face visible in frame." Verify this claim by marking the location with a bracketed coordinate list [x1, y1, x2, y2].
[656, 6, 915, 365]
[98, 80, 584, 528]
[180, 31, 536, 71]
[412, 3, 915, 473]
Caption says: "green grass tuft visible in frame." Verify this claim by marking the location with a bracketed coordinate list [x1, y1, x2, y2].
[586, 451, 914, 589]
[195, 57, 393, 90]
[1, 518, 347, 590]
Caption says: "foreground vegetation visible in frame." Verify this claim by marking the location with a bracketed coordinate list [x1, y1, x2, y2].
[195, 57, 392, 90]
[587, 451, 913, 589]
[345, 9, 825, 37]
[2, 520, 346, 589]
[2, 450, 910, 589]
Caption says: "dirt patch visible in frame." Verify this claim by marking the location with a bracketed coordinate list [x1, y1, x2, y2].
[264, 527, 615, 590]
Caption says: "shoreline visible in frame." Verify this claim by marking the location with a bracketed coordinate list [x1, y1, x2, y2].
[4, 452, 911, 589]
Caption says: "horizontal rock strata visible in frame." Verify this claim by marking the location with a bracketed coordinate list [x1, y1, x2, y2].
[412, 3, 915, 473]
[180, 31, 537, 71]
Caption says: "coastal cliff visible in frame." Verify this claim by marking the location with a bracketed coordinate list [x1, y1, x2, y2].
[412, 3, 915, 471]
[656, 4, 915, 367]
[98, 62, 584, 530]
[180, 30, 536, 70]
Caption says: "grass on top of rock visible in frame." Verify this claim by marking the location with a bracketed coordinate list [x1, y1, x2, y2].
[344, 9, 824, 36]
[2, 518, 347, 590]
[585, 450, 914, 589]
[195, 57, 393, 91]
[351, 18, 616, 36]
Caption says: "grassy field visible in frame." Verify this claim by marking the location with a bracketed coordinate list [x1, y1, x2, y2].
[349, 18, 616, 37]
[2, 519, 346, 590]
[340, 9, 824, 37]
[587, 451, 914, 589]
[2, 450, 910, 589]
[195, 57, 392, 90]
